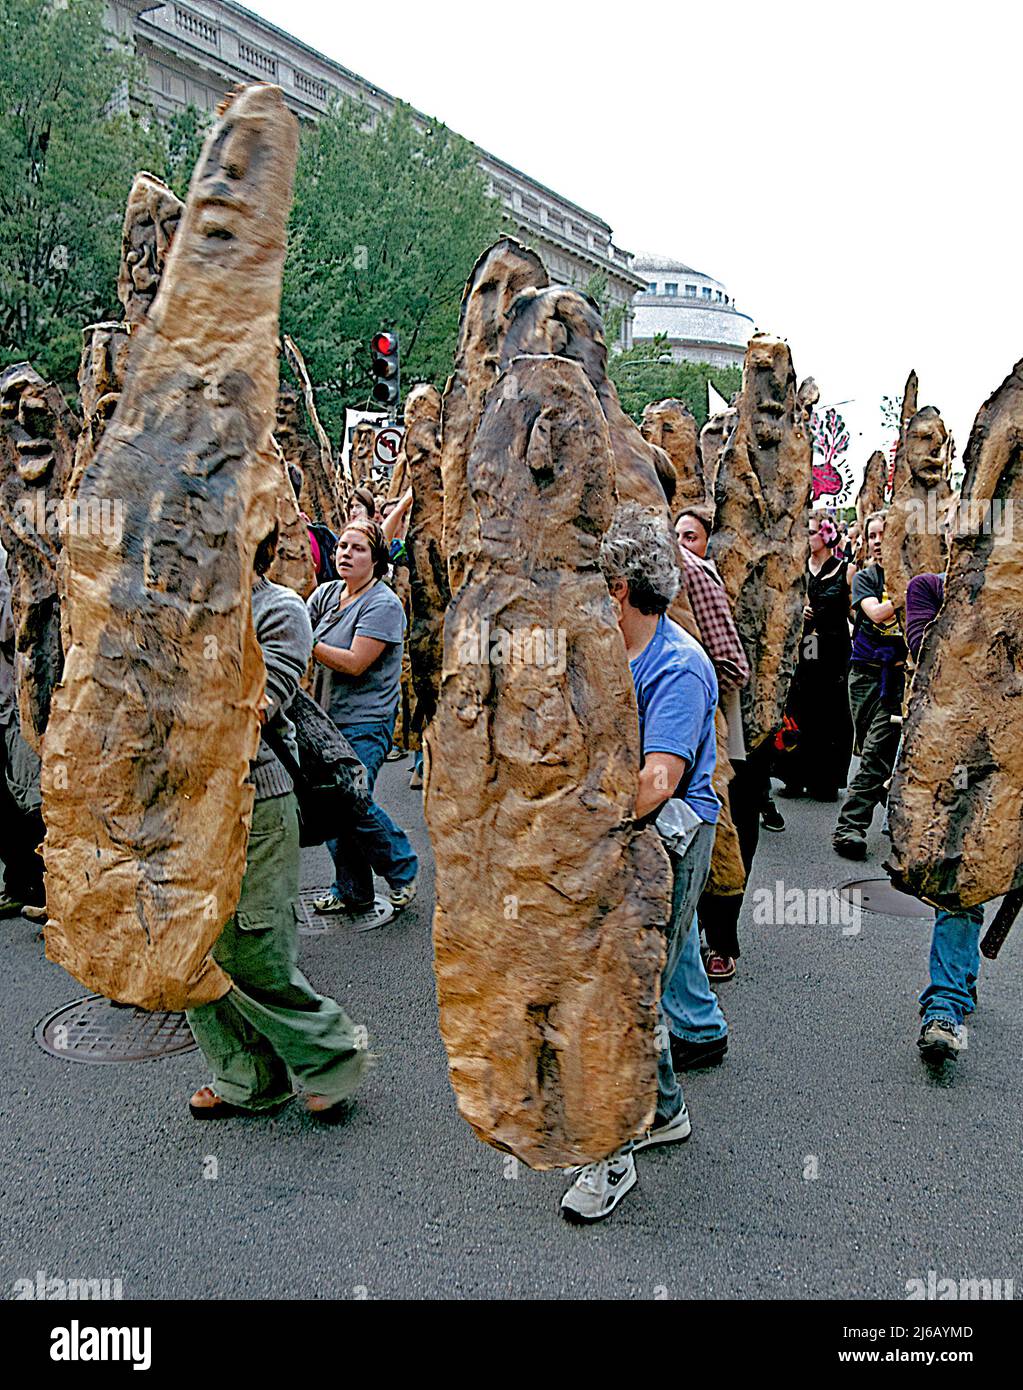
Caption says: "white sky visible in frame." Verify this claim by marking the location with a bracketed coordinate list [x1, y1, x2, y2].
[249, 0, 1022, 487]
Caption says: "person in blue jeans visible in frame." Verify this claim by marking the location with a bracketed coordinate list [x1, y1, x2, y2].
[661, 911, 728, 1064]
[918, 906, 983, 1060]
[560, 504, 720, 1224]
[905, 572, 983, 1062]
[306, 519, 418, 930]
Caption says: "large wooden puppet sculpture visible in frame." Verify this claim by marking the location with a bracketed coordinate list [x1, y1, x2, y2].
[641, 397, 705, 507]
[422, 241, 674, 1168]
[42, 84, 299, 1011]
[0, 365, 79, 750]
[887, 358, 1023, 941]
[880, 400, 954, 615]
[711, 333, 814, 752]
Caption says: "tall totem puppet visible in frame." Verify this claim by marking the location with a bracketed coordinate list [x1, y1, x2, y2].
[711, 333, 815, 751]
[0, 366, 79, 750]
[887, 358, 1023, 914]
[42, 84, 300, 1010]
[641, 398, 705, 507]
[880, 403, 953, 614]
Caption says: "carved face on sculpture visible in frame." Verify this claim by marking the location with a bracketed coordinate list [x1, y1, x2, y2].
[502, 286, 607, 394]
[746, 335, 794, 452]
[403, 385, 441, 466]
[904, 407, 949, 487]
[0, 363, 57, 484]
[118, 173, 184, 325]
[184, 84, 294, 275]
[640, 399, 696, 457]
[458, 238, 549, 367]
[275, 385, 303, 440]
[78, 322, 131, 423]
[351, 422, 376, 460]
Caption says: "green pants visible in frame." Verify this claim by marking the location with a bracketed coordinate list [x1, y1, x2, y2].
[835, 667, 902, 840]
[186, 793, 367, 1111]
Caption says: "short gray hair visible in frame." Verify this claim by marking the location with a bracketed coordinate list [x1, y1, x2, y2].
[599, 503, 681, 615]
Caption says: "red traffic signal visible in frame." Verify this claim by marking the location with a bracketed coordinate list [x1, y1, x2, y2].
[370, 329, 400, 411]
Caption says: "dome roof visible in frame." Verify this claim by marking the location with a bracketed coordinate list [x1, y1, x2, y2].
[632, 252, 707, 278]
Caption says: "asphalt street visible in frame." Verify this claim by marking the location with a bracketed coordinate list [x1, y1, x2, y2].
[2, 763, 1021, 1301]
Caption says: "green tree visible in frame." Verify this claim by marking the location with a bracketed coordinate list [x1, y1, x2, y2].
[281, 98, 506, 437]
[609, 334, 742, 428]
[164, 102, 210, 200]
[0, 0, 162, 389]
[583, 271, 623, 347]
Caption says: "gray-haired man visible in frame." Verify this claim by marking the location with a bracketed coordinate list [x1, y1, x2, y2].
[560, 504, 720, 1223]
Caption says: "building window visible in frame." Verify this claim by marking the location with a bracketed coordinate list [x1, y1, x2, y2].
[716, 290, 723, 301]
[665, 282, 678, 296]
[646, 282, 657, 294]
[685, 284, 697, 297]
[702, 287, 712, 300]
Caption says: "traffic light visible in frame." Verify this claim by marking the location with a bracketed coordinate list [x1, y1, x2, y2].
[370, 330, 400, 412]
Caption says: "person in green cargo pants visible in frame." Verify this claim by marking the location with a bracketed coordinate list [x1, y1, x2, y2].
[186, 530, 367, 1120]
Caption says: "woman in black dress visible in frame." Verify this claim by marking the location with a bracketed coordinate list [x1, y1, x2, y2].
[779, 515, 856, 800]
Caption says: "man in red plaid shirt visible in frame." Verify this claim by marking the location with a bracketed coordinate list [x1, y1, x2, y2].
[678, 534, 750, 693]
[674, 507, 765, 991]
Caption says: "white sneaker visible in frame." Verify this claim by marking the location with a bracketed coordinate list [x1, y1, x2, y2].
[560, 1150, 636, 1223]
[918, 1017, 963, 1060]
[388, 877, 417, 912]
[633, 1103, 692, 1151]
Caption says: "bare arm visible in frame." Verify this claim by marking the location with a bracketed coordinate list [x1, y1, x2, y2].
[313, 634, 387, 677]
[636, 752, 688, 820]
[861, 596, 896, 624]
[381, 488, 413, 545]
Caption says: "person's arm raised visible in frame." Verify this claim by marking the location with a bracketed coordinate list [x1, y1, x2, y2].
[381, 488, 414, 545]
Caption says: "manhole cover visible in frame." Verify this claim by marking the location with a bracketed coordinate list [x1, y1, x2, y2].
[297, 886, 333, 935]
[838, 878, 932, 918]
[35, 996, 198, 1063]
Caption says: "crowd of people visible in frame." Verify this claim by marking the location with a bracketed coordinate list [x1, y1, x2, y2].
[0, 445, 982, 1224]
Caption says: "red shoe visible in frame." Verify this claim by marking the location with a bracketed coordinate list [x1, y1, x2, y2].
[705, 953, 737, 981]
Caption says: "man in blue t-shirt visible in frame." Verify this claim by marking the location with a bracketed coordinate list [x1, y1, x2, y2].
[560, 503, 721, 1224]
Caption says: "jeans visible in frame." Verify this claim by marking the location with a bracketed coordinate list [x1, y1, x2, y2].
[326, 721, 418, 907]
[186, 794, 367, 1109]
[652, 820, 716, 1126]
[663, 912, 728, 1043]
[919, 906, 984, 1027]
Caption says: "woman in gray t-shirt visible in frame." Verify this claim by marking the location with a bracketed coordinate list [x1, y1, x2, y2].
[306, 520, 418, 926]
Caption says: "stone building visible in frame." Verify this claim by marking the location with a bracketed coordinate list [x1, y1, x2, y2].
[632, 254, 754, 368]
[105, 0, 646, 344]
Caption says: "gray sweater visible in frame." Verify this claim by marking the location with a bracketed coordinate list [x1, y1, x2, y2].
[250, 577, 314, 801]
